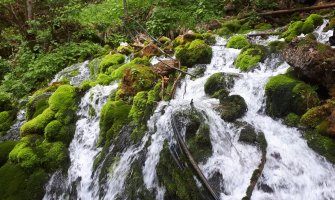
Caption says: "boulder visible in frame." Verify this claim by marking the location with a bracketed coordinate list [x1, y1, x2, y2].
[218, 95, 247, 122]
[282, 38, 335, 90]
[152, 59, 179, 76]
[204, 72, 236, 96]
[140, 43, 162, 58]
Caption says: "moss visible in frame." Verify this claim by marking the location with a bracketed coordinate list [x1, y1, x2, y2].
[99, 53, 125, 73]
[0, 141, 18, 167]
[284, 113, 301, 127]
[227, 35, 250, 49]
[305, 130, 335, 164]
[117, 45, 134, 55]
[20, 108, 55, 137]
[175, 39, 212, 67]
[9, 135, 43, 170]
[302, 21, 314, 34]
[305, 14, 323, 27]
[216, 27, 232, 37]
[235, 45, 266, 71]
[88, 57, 102, 80]
[26, 93, 50, 120]
[156, 142, 205, 200]
[49, 85, 78, 125]
[0, 163, 48, 200]
[268, 41, 287, 53]
[187, 124, 212, 163]
[79, 80, 96, 93]
[0, 110, 16, 136]
[255, 23, 272, 31]
[218, 95, 247, 122]
[129, 90, 159, 141]
[44, 120, 62, 142]
[316, 120, 329, 135]
[99, 100, 131, 146]
[265, 74, 319, 117]
[281, 21, 304, 42]
[238, 124, 257, 145]
[204, 72, 235, 96]
[39, 141, 68, 171]
[223, 19, 242, 33]
[300, 106, 328, 128]
[96, 74, 113, 85]
[159, 36, 171, 44]
[200, 33, 216, 45]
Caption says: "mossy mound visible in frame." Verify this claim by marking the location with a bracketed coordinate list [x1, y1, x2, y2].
[129, 87, 160, 141]
[117, 45, 134, 55]
[281, 14, 323, 42]
[284, 113, 301, 127]
[305, 130, 335, 164]
[204, 72, 235, 96]
[227, 35, 250, 49]
[9, 135, 68, 171]
[218, 95, 247, 122]
[268, 41, 288, 53]
[99, 53, 125, 73]
[235, 45, 266, 71]
[0, 162, 48, 200]
[238, 123, 257, 145]
[173, 32, 216, 46]
[156, 142, 205, 200]
[99, 100, 131, 146]
[20, 108, 55, 137]
[26, 93, 51, 120]
[0, 141, 18, 167]
[265, 74, 320, 118]
[175, 39, 212, 67]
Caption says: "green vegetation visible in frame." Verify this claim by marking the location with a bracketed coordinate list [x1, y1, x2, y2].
[235, 45, 266, 71]
[204, 72, 235, 96]
[305, 130, 335, 164]
[0, 141, 18, 167]
[99, 53, 125, 73]
[281, 14, 323, 42]
[227, 35, 250, 49]
[175, 39, 212, 67]
[265, 74, 319, 117]
[284, 113, 301, 127]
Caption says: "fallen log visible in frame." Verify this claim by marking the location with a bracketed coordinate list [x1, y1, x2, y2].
[259, 3, 335, 16]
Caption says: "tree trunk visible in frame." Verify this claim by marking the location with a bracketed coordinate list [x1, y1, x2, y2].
[26, 0, 32, 21]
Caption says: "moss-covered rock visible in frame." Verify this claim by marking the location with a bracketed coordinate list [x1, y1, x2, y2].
[20, 108, 55, 137]
[227, 35, 250, 49]
[268, 41, 288, 53]
[0, 141, 17, 167]
[235, 45, 266, 71]
[156, 142, 205, 200]
[99, 100, 131, 146]
[265, 74, 319, 117]
[96, 74, 113, 85]
[0, 163, 48, 200]
[26, 93, 51, 120]
[305, 130, 335, 164]
[284, 113, 301, 127]
[238, 123, 257, 145]
[218, 95, 247, 122]
[175, 39, 212, 67]
[99, 53, 125, 73]
[204, 72, 235, 96]
[281, 14, 323, 42]
[117, 45, 134, 55]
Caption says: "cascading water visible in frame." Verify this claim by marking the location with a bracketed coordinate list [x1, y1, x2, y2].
[50, 61, 90, 86]
[42, 20, 335, 200]
[44, 84, 118, 200]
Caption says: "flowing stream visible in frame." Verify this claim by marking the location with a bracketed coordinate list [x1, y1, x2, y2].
[42, 21, 335, 200]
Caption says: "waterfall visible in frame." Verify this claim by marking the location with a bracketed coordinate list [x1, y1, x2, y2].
[50, 61, 90, 86]
[44, 84, 118, 200]
[42, 21, 335, 200]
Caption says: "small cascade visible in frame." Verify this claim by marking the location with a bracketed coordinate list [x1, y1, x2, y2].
[50, 61, 90, 85]
[43, 84, 118, 200]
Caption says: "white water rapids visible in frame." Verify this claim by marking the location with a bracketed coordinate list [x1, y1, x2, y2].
[42, 20, 335, 200]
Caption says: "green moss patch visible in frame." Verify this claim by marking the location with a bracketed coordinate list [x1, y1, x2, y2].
[265, 74, 320, 117]
[175, 39, 212, 67]
[99, 100, 131, 146]
[0, 141, 18, 167]
[99, 53, 125, 73]
[227, 35, 250, 49]
[204, 72, 235, 96]
[305, 130, 335, 164]
[235, 45, 266, 71]
[0, 110, 16, 136]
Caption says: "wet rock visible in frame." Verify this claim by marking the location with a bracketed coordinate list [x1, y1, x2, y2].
[270, 152, 281, 160]
[218, 95, 247, 122]
[238, 123, 257, 145]
[282, 38, 335, 90]
[207, 20, 222, 30]
[208, 171, 223, 194]
[257, 182, 274, 193]
[204, 72, 236, 96]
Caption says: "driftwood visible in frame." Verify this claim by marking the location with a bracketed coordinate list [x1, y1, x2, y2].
[259, 3, 335, 16]
[171, 72, 182, 98]
[157, 58, 196, 77]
